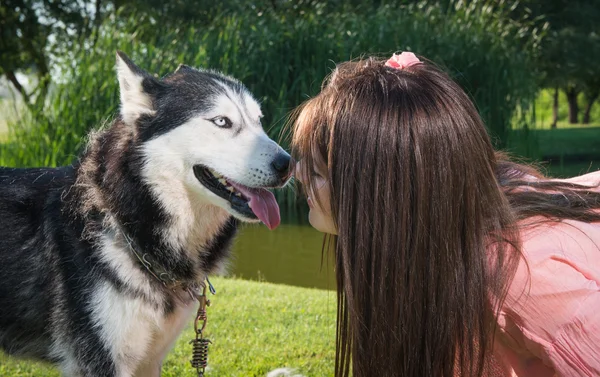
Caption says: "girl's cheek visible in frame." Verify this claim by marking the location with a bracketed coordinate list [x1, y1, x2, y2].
[314, 176, 327, 189]
[315, 179, 333, 213]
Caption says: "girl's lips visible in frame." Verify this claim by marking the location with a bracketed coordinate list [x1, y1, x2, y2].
[307, 196, 313, 208]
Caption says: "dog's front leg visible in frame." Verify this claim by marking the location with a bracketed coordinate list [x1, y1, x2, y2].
[133, 361, 162, 377]
[56, 341, 122, 377]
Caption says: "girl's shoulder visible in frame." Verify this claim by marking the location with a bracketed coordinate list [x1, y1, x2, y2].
[497, 199, 600, 376]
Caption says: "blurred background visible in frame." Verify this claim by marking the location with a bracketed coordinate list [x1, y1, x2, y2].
[1, 0, 599, 290]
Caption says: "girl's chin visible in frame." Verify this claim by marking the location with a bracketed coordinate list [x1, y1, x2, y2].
[308, 211, 337, 235]
[308, 211, 324, 232]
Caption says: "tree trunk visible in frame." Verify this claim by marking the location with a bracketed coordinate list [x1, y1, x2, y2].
[5, 70, 39, 115]
[583, 90, 599, 124]
[565, 87, 579, 124]
[551, 86, 559, 128]
[5, 71, 28, 101]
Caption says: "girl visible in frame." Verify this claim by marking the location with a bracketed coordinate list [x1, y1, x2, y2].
[291, 52, 600, 377]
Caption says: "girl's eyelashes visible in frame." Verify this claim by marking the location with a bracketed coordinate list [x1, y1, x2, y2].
[312, 166, 327, 178]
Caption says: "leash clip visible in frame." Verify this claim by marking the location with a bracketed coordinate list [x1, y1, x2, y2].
[190, 279, 214, 376]
[206, 277, 216, 295]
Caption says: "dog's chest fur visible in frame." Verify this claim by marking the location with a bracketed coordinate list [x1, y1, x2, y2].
[86, 198, 234, 376]
[89, 278, 198, 377]
[0, 140, 239, 377]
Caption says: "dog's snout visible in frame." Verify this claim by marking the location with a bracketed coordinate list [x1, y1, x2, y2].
[271, 153, 292, 179]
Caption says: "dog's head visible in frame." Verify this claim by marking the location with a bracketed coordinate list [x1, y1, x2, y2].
[115, 52, 292, 229]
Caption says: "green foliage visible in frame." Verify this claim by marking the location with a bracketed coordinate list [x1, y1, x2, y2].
[0, 0, 97, 108]
[0, 277, 337, 377]
[511, 0, 600, 84]
[510, 0, 600, 124]
[1, 1, 541, 161]
[0, 1, 544, 210]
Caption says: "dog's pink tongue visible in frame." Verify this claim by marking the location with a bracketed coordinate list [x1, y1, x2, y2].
[228, 182, 280, 230]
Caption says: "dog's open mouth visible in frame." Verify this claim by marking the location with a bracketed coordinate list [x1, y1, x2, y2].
[193, 165, 280, 230]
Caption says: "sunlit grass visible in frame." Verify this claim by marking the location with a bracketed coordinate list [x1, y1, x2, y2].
[0, 277, 337, 377]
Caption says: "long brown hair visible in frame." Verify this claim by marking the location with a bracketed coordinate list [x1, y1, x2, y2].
[290, 57, 600, 377]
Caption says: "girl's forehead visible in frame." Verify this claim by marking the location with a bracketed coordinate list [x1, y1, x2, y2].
[297, 142, 327, 175]
[292, 92, 335, 172]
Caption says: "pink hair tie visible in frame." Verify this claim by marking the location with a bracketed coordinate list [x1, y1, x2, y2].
[385, 52, 421, 69]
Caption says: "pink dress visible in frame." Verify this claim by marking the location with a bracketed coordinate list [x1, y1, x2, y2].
[493, 171, 600, 376]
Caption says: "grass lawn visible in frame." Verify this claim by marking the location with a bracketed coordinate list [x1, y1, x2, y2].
[507, 126, 600, 178]
[530, 127, 600, 158]
[0, 278, 337, 377]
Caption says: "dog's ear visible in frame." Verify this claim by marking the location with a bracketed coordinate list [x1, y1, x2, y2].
[115, 51, 158, 126]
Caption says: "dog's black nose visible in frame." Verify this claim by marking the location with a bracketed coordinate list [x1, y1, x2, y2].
[271, 153, 292, 178]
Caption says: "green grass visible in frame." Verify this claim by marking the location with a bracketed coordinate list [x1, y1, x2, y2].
[0, 278, 337, 377]
[508, 126, 600, 160]
[534, 127, 600, 158]
[545, 121, 600, 129]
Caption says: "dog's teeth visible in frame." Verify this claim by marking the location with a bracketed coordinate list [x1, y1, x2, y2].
[235, 192, 242, 197]
[226, 186, 235, 193]
[218, 178, 227, 185]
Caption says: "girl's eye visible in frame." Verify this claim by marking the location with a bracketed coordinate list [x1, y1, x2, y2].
[313, 171, 327, 180]
[212, 117, 232, 128]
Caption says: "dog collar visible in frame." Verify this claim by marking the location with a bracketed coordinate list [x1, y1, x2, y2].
[117, 224, 216, 296]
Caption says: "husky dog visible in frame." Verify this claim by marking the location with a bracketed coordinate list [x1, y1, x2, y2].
[0, 52, 292, 376]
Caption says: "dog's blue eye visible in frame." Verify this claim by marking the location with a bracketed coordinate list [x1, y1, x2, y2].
[212, 117, 232, 128]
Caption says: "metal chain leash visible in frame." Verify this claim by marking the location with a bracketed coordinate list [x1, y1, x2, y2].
[189, 279, 216, 376]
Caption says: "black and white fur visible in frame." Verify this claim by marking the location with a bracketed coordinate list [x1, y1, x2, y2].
[0, 52, 292, 376]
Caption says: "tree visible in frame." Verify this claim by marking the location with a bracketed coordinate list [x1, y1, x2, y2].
[580, 32, 600, 124]
[583, 81, 600, 124]
[0, 0, 270, 108]
[0, 0, 93, 108]
[511, 0, 600, 125]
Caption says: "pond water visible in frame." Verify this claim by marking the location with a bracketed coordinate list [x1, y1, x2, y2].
[228, 223, 336, 290]
[226, 161, 600, 291]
